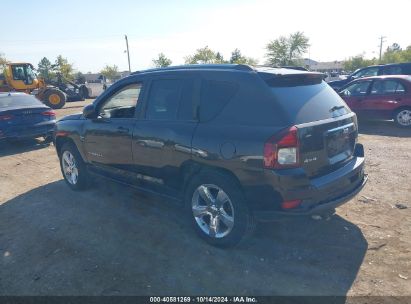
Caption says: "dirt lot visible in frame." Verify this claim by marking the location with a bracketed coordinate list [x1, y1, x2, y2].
[0, 100, 410, 297]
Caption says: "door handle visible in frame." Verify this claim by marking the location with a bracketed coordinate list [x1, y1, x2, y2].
[117, 127, 129, 134]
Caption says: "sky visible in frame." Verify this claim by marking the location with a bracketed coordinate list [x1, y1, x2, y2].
[1, 0, 410, 73]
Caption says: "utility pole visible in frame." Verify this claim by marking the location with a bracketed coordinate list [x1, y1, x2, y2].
[379, 36, 386, 63]
[125, 34, 131, 72]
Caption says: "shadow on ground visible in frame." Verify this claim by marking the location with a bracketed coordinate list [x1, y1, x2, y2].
[0, 138, 51, 157]
[0, 179, 367, 297]
[358, 119, 411, 137]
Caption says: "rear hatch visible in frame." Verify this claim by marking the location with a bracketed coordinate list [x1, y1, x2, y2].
[259, 69, 357, 177]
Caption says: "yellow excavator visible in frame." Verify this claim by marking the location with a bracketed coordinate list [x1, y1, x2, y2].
[0, 62, 67, 109]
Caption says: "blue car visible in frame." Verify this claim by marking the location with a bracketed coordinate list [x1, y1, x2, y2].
[0, 92, 56, 141]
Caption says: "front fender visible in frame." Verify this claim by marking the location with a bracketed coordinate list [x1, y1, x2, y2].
[54, 120, 87, 161]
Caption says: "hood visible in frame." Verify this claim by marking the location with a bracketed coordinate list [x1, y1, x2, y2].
[58, 113, 83, 121]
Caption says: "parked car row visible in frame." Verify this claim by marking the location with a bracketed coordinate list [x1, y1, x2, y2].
[328, 62, 411, 90]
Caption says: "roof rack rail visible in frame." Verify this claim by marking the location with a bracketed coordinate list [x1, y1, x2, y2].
[131, 64, 254, 75]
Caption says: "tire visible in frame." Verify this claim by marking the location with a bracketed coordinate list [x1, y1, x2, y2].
[185, 171, 255, 247]
[44, 89, 66, 109]
[393, 107, 411, 128]
[59, 142, 90, 191]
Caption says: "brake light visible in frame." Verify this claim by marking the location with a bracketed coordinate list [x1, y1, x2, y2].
[0, 114, 13, 121]
[264, 126, 300, 169]
[281, 199, 302, 209]
[42, 110, 56, 117]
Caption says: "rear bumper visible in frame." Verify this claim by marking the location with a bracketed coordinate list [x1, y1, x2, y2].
[253, 144, 367, 221]
[0, 121, 55, 140]
[254, 174, 367, 221]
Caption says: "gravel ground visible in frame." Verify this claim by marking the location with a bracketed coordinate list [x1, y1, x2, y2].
[0, 100, 410, 297]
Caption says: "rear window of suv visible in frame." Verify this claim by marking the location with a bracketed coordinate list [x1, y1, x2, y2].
[262, 75, 351, 124]
[200, 80, 238, 121]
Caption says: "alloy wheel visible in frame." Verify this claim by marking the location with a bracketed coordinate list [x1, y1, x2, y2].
[396, 109, 411, 127]
[191, 184, 235, 238]
[62, 151, 79, 185]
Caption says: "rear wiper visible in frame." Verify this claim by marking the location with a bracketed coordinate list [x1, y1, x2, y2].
[329, 105, 345, 112]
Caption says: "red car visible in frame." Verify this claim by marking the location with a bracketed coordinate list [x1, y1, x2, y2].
[339, 75, 411, 127]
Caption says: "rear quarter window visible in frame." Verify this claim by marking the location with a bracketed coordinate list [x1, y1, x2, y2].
[199, 80, 238, 121]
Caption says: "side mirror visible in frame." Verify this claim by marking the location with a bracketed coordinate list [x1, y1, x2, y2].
[83, 104, 97, 119]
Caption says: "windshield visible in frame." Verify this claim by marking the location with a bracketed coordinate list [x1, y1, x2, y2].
[0, 94, 44, 108]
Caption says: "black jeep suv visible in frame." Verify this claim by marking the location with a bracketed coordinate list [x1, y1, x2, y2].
[54, 64, 367, 247]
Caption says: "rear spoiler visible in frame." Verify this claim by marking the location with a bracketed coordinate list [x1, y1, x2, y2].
[258, 71, 325, 87]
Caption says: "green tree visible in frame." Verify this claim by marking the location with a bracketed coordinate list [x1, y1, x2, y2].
[75, 72, 86, 84]
[215, 52, 227, 64]
[230, 49, 242, 63]
[380, 43, 411, 64]
[387, 43, 402, 52]
[185, 46, 220, 64]
[229, 48, 258, 65]
[100, 64, 119, 81]
[54, 55, 74, 80]
[152, 53, 172, 68]
[0, 52, 9, 73]
[266, 32, 309, 66]
[343, 55, 376, 72]
[400, 45, 411, 62]
[288, 32, 310, 62]
[37, 57, 54, 81]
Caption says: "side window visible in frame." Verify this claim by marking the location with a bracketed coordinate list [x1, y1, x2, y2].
[383, 80, 405, 94]
[177, 80, 195, 120]
[342, 81, 371, 96]
[353, 67, 379, 79]
[146, 79, 182, 120]
[145, 79, 195, 121]
[370, 80, 405, 95]
[99, 83, 142, 118]
[383, 66, 402, 75]
[200, 80, 237, 121]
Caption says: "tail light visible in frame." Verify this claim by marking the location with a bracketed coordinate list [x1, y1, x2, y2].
[42, 110, 56, 117]
[264, 126, 300, 169]
[281, 199, 302, 209]
[0, 114, 13, 121]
